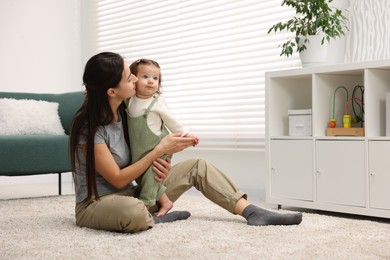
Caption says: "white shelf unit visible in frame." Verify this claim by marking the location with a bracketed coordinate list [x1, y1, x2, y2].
[265, 59, 390, 218]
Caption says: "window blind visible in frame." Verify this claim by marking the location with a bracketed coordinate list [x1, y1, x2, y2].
[89, 0, 301, 150]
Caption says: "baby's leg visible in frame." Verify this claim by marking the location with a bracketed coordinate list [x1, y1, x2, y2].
[155, 193, 173, 216]
[137, 165, 165, 207]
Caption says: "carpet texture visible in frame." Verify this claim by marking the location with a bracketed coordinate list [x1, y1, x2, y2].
[1, 193, 390, 259]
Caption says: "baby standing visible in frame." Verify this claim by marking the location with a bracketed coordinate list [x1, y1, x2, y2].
[126, 59, 199, 216]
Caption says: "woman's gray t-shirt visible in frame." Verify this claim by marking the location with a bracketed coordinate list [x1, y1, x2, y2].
[74, 119, 133, 203]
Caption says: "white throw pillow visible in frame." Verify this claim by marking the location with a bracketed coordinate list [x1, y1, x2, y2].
[0, 98, 65, 135]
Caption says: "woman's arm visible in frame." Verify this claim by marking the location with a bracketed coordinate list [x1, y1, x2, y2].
[95, 132, 195, 189]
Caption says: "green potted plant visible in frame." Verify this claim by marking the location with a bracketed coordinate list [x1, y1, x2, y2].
[268, 0, 349, 59]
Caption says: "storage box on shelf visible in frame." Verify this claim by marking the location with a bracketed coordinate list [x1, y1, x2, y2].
[265, 59, 390, 218]
[288, 109, 312, 136]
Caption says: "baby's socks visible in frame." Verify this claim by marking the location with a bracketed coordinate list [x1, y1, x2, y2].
[242, 204, 302, 226]
[153, 210, 191, 224]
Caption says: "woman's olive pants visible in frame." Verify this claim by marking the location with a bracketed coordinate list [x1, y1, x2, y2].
[75, 158, 247, 233]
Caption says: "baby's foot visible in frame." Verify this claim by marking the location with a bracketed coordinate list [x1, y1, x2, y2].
[155, 200, 173, 217]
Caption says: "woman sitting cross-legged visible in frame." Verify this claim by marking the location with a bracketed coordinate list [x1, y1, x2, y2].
[69, 51, 303, 233]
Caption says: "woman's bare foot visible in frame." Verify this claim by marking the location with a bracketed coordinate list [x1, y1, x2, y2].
[155, 193, 174, 216]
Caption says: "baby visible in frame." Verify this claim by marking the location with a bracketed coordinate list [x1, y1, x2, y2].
[126, 59, 199, 216]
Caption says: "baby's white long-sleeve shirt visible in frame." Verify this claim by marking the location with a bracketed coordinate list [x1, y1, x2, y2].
[127, 95, 188, 136]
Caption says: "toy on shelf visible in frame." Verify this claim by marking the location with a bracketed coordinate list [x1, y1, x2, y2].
[343, 114, 351, 128]
[326, 85, 365, 136]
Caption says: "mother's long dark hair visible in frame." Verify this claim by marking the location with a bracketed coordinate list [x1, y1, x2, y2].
[70, 52, 129, 201]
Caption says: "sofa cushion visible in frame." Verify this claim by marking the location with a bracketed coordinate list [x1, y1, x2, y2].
[0, 98, 65, 135]
[0, 135, 70, 175]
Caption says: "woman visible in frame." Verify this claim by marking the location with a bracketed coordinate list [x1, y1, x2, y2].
[70, 52, 302, 233]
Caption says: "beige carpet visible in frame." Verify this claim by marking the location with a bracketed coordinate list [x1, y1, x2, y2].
[1, 193, 390, 259]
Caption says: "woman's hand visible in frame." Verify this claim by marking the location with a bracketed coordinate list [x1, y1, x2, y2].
[156, 132, 197, 155]
[153, 156, 171, 182]
[184, 133, 199, 146]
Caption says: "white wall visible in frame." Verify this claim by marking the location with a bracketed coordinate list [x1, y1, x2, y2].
[345, 0, 390, 62]
[0, 0, 82, 93]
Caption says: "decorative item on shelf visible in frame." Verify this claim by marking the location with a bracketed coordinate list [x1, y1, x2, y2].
[343, 114, 351, 128]
[267, 0, 349, 67]
[329, 118, 336, 128]
[326, 85, 365, 136]
[288, 109, 312, 136]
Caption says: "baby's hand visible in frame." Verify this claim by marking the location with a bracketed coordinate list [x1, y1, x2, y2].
[182, 133, 199, 146]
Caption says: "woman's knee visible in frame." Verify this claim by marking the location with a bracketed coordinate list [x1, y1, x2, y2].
[185, 158, 213, 188]
[193, 158, 210, 175]
[185, 158, 208, 172]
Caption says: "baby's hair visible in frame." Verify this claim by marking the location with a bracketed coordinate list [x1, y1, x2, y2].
[130, 58, 162, 94]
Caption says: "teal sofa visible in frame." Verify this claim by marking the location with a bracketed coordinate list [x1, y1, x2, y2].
[0, 91, 84, 195]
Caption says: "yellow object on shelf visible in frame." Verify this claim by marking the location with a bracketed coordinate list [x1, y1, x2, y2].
[343, 115, 351, 128]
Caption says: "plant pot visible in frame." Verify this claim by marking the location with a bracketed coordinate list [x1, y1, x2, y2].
[299, 34, 328, 67]
[298, 0, 350, 67]
[326, 0, 350, 64]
